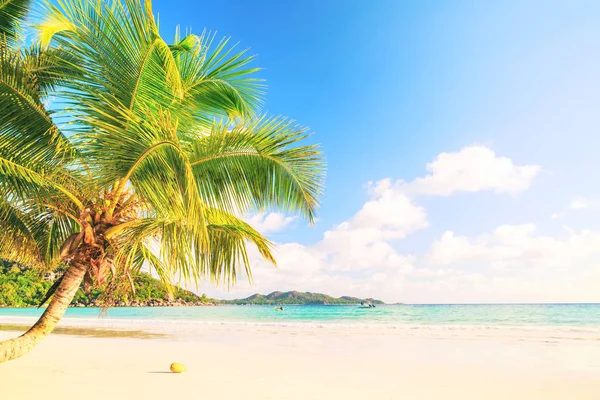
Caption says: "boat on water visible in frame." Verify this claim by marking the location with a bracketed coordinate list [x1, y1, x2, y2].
[359, 301, 376, 308]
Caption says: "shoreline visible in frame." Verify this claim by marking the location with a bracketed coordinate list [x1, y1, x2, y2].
[2, 314, 599, 344]
[2, 322, 600, 400]
[0, 323, 167, 339]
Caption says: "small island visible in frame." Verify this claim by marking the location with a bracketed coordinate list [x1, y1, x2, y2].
[220, 291, 385, 305]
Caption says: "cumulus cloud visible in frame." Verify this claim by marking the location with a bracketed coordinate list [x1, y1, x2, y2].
[569, 196, 600, 210]
[203, 219, 600, 304]
[549, 196, 600, 221]
[197, 146, 600, 303]
[210, 220, 600, 303]
[315, 178, 428, 273]
[243, 212, 298, 233]
[400, 145, 540, 196]
[202, 178, 428, 300]
[426, 223, 600, 271]
[321, 179, 428, 248]
[418, 224, 600, 302]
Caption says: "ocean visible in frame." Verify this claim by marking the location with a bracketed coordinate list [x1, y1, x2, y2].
[1, 304, 599, 341]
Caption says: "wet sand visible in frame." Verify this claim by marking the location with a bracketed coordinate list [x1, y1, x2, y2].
[0, 323, 166, 339]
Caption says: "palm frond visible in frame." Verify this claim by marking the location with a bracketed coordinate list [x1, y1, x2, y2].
[203, 208, 275, 286]
[36, 0, 184, 134]
[0, 194, 43, 267]
[78, 106, 207, 238]
[0, 0, 31, 44]
[0, 0, 326, 302]
[173, 29, 264, 124]
[0, 41, 77, 169]
[189, 116, 325, 222]
[110, 208, 274, 289]
[0, 190, 78, 269]
[0, 153, 85, 211]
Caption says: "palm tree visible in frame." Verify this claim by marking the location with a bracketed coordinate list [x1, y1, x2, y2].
[0, 0, 324, 363]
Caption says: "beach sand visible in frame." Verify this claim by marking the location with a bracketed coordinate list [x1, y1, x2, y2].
[1, 325, 600, 400]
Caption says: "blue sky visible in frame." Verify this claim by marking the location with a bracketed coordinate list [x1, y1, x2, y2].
[151, 0, 600, 303]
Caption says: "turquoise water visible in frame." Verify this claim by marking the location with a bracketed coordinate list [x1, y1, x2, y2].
[1, 304, 599, 329]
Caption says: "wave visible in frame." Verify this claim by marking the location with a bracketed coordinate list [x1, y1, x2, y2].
[2, 314, 599, 342]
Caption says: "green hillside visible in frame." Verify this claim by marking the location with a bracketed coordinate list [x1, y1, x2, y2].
[220, 291, 385, 305]
[0, 260, 214, 307]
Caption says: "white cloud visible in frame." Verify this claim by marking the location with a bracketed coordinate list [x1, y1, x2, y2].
[203, 218, 600, 304]
[569, 196, 600, 210]
[197, 146, 600, 303]
[400, 145, 540, 196]
[202, 178, 428, 300]
[244, 212, 298, 233]
[321, 178, 428, 249]
[426, 223, 600, 271]
[417, 224, 600, 302]
[316, 178, 428, 273]
[549, 196, 600, 221]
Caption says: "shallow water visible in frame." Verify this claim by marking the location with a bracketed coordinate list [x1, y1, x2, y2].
[1, 304, 599, 341]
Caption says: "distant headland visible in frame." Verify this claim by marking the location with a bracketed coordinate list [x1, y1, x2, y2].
[220, 291, 385, 305]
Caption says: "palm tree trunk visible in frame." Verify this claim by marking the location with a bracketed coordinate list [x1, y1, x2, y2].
[0, 263, 86, 363]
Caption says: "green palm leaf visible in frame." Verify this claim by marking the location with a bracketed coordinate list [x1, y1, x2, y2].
[0, 0, 325, 314]
[0, 195, 43, 266]
[0, 42, 77, 169]
[189, 116, 325, 222]
[173, 29, 264, 124]
[109, 208, 274, 288]
[0, 0, 31, 43]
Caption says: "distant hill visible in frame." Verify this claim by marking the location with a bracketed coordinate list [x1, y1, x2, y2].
[220, 291, 385, 305]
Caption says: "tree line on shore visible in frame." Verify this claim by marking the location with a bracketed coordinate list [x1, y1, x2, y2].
[0, 260, 214, 307]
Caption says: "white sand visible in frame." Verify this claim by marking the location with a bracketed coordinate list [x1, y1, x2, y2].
[1, 325, 600, 400]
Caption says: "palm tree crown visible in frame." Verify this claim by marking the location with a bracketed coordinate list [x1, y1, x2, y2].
[0, 0, 324, 361]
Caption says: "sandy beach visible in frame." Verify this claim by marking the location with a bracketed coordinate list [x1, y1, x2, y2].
[2, 322, 600, 400]
[3, 0, 600, 398]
